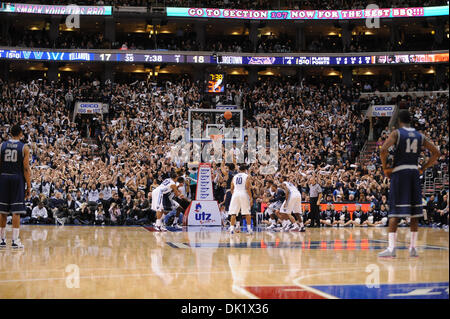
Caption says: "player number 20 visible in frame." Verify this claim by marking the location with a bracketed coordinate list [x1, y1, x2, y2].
[4, 149, 17, 162]
[405, 138, 418, 154]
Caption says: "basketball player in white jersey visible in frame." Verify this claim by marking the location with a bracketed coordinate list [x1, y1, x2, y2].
[229, 164, 253, 234]
[152, 171, 188, 231]
[279, 176, 306, 232]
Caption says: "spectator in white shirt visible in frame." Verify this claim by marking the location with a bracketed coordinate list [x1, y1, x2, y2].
[31, 202, 50, 224]
[88, 185, 99, 203]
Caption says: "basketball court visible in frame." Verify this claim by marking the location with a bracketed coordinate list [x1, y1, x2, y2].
[0, 225, 447, 299]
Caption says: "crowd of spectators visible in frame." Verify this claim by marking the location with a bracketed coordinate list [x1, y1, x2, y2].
[0, 74, 447, 228]
[357, 77, 449, 93]
[1, 27, 447, 53]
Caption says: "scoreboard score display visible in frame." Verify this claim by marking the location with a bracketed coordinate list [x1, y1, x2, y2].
[206, 73, 226, 93]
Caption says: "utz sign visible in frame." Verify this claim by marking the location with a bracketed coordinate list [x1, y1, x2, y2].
[186, 200, 221, 226]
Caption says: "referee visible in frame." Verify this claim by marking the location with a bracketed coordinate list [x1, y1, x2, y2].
[308, 177, 322, 228]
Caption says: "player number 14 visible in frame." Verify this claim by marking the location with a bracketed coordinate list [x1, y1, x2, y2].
[406, 138, 418, 153]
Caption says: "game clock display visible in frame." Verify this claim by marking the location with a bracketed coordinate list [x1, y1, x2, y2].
[206, 73, 226, 93]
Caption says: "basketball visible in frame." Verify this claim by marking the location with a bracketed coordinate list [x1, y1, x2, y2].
[224, 111, 232, 120]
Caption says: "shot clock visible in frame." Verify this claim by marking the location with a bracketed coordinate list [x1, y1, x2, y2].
[206, 73, 226, 93]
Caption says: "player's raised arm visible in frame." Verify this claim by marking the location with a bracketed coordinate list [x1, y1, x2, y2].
[419, 135, 441, 174]
[380, 130, 398, 178]
[245, 176, 252, 205]
[230, 175, 235, 194]
[23, 145, 31, 199]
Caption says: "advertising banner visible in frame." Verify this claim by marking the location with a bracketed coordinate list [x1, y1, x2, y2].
[186, 201, 222, 226]
[370, 105, 396, 117]
[196, 163, 214, 200]
[0, 2, 112, 15]
[167, 6, 449, 20]
[75, 102, 104, 114]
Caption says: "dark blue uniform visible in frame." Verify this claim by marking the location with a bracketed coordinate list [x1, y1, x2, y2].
[320, 210, 335, 222]
[353, 209, 363, 223]
[389, 127, 423, 218]
[0, 140, 26, 215]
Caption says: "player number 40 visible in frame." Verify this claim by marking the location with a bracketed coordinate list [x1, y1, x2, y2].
[4, 149, 17, 162]
[406, 138, 418, 153]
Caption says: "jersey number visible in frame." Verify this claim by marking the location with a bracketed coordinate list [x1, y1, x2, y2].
[236, 177, 242, 184]
[4, 149, 18, 162]
[406, 138, 418, 154]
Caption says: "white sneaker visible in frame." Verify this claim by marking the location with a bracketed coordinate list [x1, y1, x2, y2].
[267, 224, 276, 230]
[11, 239, 24, 249]
[290, 224, 300, 232]
[172, 223, 182, 230]
[229, 227, 235, 234]
[247, 228, 253, 235]
[155, 225, 167, 232]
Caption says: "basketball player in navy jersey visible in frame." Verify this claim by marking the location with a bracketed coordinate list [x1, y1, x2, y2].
[265, 181, 285, 230]
[153, 171, 189, 231]
[378, 110, 440, 258]
[0, 125, 31, 249]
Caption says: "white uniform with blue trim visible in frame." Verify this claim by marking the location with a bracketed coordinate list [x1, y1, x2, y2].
[280, 181, 302, 215]
[151, 185, 163, 212]
[229, 173, 250, 215]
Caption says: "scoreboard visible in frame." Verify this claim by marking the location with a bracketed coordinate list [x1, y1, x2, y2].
[98, 53, 183, 63]
[0, 49, 447, 65]
[206, 73, 226, 93]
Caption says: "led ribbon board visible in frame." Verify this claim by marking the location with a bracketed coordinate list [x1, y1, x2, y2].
[167, 6, 449, 20]
[0, 50, 184, 62]
[0, 2, 112, 15]
[0, 49, 448, 65]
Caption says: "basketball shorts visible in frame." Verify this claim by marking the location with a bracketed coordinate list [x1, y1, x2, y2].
[280, 194, 302, 215]
[162, 193, 178, 212]
[229, 192, 250, 215]
[173, 197, 190, 211]
[0, 173, 26, 215]
[151, 189, 163, 212]
[388, 169, 423, 218]
[266, 201, 282, 215]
